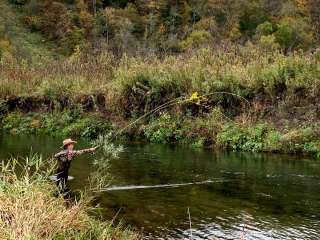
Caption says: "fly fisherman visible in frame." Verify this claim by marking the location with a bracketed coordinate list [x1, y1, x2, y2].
[54, 138, 97, 190]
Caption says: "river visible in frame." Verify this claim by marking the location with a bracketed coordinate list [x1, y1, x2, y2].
[1, 134, 320, 239]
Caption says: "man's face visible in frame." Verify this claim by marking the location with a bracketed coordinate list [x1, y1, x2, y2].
[67, 144, 74, 151]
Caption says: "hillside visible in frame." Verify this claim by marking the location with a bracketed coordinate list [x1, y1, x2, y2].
[1, 0, 320, 57]
[0, 0, 57, 61]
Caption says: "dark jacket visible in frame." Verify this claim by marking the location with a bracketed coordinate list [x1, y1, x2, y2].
[54, 148, 94, 185]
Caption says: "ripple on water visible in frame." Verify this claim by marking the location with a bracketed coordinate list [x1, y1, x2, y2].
[156, 213, 320, 240]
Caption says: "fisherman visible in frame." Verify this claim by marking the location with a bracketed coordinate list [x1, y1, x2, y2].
[54, 138, 97, 189]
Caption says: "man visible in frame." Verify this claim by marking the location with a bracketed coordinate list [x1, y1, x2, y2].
[54, 138, 97, 189]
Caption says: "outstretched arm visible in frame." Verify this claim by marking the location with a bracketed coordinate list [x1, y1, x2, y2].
[73, 147, 97, 156]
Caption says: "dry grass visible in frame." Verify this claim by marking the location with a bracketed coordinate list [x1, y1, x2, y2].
[0, 53, 115, 97]
[1, 45, 320, 102]
[0, 182, 89, 239]
[0, 156, 140, 240]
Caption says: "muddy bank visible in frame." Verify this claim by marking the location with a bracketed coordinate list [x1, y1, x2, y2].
[1, 94, 106, 113]
[1, 93, 319, 129]
[1, 93, 319, 158]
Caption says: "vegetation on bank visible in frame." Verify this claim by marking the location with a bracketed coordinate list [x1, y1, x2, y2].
[0, 154, 140, 240]
[1, 46, 320, 100]
[1, 45, 320, 158]
[1, 109, 319, 158]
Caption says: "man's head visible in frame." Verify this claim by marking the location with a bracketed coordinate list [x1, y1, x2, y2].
[62, 138, 77, 150]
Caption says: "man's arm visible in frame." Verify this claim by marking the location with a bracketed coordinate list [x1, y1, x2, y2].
[73, 147, 97, 156]
[54, 151, 67, 158]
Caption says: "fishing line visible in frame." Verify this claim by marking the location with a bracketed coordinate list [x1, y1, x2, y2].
[95, 179, 228, 192]
[112, 91, 250, 139]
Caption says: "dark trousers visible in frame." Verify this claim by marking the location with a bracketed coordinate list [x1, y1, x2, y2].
[56, 169, 69, 191]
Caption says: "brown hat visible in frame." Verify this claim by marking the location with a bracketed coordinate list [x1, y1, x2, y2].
[61, 138, 77, 148]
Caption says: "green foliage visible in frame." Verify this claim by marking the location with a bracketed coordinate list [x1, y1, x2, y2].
[217, 124, 269, 152]
[1, 109, 320, 158]
[217, 123, 320, 156]
[255, 21, 274, 37]
[2, 112, 37, 134]
[179, 30, 212, 51]
[304, 141, 320, 158]
[1, 110, 111, 138]
[257, 35, 280, 52]
[143, 113, 184, 143]
[263, 130, 282, 152]
[274, 17, 313, 51]
[3, 0, 320, 56]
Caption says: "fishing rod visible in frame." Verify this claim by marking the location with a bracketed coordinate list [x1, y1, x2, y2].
[92, 91, 250, 149]
[112, 91, 250, 139]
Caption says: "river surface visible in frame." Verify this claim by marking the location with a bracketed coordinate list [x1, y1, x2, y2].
[1, 134, 320, 239]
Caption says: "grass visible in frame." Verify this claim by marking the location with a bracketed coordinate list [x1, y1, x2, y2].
[0, 53, 115, 97]
[0, 40, 320, 158]
[1, 109, 319, 158]
[1, 45, 320, 102]
[113, 47, 320, 107]
[0, 153, 140, 240]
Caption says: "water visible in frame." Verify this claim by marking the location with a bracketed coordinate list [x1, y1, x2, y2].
[1, 134, 320, 239]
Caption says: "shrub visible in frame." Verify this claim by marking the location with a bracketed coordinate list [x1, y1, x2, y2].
[263, 130, 282, 152]
[143, 113, 184, 143]
[217, 123, 270, 152]
[274, 17, 313, 51]
[179, 30, 212, 51]
[1, 111, 111, 138]
[280, 126, 320, 154]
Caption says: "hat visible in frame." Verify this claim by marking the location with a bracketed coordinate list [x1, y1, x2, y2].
[61, 138, 77, 148]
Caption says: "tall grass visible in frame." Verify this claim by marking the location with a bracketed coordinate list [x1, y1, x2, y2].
[0, 154, 140, 240]
[0, 53, 115, 97]
[113, 47, 320, 103]
[1, 45, 319, 104]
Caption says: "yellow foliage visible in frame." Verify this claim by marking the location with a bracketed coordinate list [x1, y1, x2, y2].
[179, 30, 212, 51]
[294, 0, 308, 14]
[229, 24, 242, 41]
[24, 15, 41, 29]
[79, 10, 93, 29]
[0, 39, 11, 52]
[189, 92, 208, 105]
[189, 92, 200, 102]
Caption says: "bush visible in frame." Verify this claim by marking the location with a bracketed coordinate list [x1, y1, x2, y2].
[179, 30, 212, 51]
[143, 113, 184, 143]
[217, 123, 273, 152]
[1, 111, 111, 138]
[274, 17, 313, 51]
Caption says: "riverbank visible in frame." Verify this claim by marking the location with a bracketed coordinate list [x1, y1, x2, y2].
[1, 108, 319, 158]
[0, 154, 140, 240]
[1, 47, 320, 158]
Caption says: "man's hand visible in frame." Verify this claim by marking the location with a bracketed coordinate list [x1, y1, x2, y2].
[90, 147, 98, 152]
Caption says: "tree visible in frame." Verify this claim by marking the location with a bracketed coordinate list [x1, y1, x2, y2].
[274, 17, 314, 52]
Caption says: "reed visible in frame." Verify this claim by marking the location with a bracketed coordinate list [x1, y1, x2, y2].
[0, 154, 140, 240]
[0, 53, 115, 97]
[1, 45, 319, 106]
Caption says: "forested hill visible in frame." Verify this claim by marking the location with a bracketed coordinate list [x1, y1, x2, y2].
[1, 0, 320, 58]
